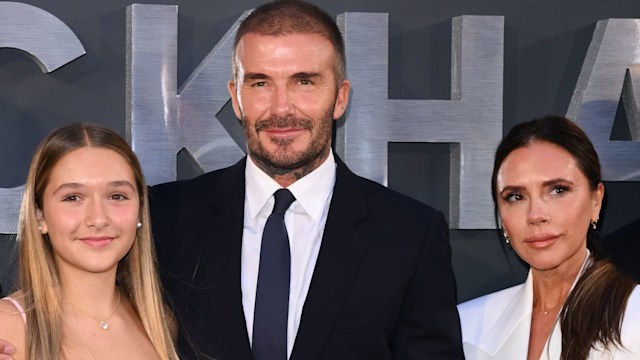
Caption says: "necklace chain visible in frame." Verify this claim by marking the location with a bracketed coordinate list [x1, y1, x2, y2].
[65, 289, 121, 331]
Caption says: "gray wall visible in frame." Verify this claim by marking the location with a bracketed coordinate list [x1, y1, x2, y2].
[1, 0, 639, 302]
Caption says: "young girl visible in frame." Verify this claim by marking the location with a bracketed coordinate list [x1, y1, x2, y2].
[0, 123, 179, 359]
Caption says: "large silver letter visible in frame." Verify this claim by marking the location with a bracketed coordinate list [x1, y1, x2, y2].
[337, 14, 504, 229]
[567, 19, 640, 180]
[127, 4, 248, 185]
[0, 2, 85, 233]
[0, 2, 85, 72]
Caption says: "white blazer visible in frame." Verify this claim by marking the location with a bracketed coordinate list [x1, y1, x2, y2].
[458, 270, 640, 360]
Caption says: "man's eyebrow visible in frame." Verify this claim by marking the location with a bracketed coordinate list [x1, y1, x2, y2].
[291, 72, 321, 80]
[244, 72, 269, 81]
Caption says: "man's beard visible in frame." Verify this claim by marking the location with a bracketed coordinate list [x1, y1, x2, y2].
[242, 109, 333, 177]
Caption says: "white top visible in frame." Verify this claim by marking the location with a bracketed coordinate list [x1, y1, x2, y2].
[241, 152, 336, 358]
[458, 255, 640, 359]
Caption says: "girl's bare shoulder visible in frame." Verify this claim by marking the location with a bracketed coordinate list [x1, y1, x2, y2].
[0, 292, 26, 360]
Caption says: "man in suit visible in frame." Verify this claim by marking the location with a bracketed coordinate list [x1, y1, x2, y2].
[157, 0, 464, 359]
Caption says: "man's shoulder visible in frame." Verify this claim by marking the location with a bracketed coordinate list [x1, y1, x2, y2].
[150, 159, 244, 198]
[339, 166, 439, 217]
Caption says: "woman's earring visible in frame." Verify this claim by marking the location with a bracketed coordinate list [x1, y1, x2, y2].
[503, 231, 510, 244]
[591, 220, 597, 230]
[136, 222, 142, 229]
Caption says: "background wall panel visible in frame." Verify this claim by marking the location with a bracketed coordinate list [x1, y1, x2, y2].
[1, 0, 639, 302]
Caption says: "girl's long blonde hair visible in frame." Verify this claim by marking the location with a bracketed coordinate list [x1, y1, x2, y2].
[18, 122, 179, 359]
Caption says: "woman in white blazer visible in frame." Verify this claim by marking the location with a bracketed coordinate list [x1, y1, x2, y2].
[458, 116, 640, 360]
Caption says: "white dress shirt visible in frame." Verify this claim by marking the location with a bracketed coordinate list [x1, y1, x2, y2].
[242, 152, 336, 358]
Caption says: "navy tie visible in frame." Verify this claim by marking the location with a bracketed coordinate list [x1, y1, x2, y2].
[253, 189, 296, 360]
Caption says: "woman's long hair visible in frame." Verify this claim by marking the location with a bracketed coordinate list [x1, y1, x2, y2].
[491, 115, 637, 360]
[18, 123, 179, 359]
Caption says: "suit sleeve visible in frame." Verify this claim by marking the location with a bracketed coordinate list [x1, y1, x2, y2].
[392, 211, 464, 359]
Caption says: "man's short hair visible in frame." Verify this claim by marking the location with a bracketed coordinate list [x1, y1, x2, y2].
[232, 0, 346, 86]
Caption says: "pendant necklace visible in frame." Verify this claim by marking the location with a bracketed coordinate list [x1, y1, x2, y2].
[65, 289, 121, 330]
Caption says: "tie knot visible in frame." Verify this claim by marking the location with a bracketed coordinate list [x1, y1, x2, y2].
[272, 189, 295, 215]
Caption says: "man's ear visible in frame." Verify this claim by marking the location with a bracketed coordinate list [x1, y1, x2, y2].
[228, 80, 243, 119]
[333, 79, 351, 120]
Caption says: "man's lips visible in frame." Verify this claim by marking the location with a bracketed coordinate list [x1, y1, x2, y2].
[264, 127, 304, 137]
[79, 236, 115, 248]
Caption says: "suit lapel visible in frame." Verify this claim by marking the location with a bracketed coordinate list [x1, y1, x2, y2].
[290, 158, 369, 360]
[201, 158, 254, 360]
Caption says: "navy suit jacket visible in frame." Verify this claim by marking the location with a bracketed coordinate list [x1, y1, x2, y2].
[150, 156, 463, 360]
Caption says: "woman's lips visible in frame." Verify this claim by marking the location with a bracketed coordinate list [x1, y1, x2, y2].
[523, 234, 559, 249]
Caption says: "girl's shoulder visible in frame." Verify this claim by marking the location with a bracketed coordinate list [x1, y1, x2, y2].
[0, 292, 26, 360]
[0, 291, 26, 321]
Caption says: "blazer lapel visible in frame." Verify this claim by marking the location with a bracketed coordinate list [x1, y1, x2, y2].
[290, 158, 369, 360]
[479, 271, 534, 358]
[202, 158, 254, 360]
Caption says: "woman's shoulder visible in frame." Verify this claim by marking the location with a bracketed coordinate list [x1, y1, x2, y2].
[621, 285, 640, 334]
[457, 283, 526, 340]
[457, 283, 529, 359]
[588, 285, 640, 359]
[458, 283, 525, 315]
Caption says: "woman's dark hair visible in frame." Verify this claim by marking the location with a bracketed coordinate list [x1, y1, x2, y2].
[491, 115, 637, 360]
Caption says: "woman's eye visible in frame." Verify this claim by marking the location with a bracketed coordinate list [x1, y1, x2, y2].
[550, 185, 569, 195]
[504, 192, 523, 202]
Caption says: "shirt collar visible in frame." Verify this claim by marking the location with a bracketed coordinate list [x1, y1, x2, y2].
[245, 152, 337, 221]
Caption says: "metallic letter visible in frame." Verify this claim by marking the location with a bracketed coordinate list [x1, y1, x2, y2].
[0, 1, 86, 233]
[0, 2, 85, 72]
[567, 19, 640, 181]
[127, 4, 248, 185]
[336, 14, 504, 229]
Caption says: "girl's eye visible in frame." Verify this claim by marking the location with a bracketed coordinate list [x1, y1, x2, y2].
[110, 193, 129, 201]
[62, 194, 80, 202]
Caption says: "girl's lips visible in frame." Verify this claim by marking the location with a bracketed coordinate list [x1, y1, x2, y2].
[79, 237, 114, 248]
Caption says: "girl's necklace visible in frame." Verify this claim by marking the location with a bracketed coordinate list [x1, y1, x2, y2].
[65, 290, 121, 330]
